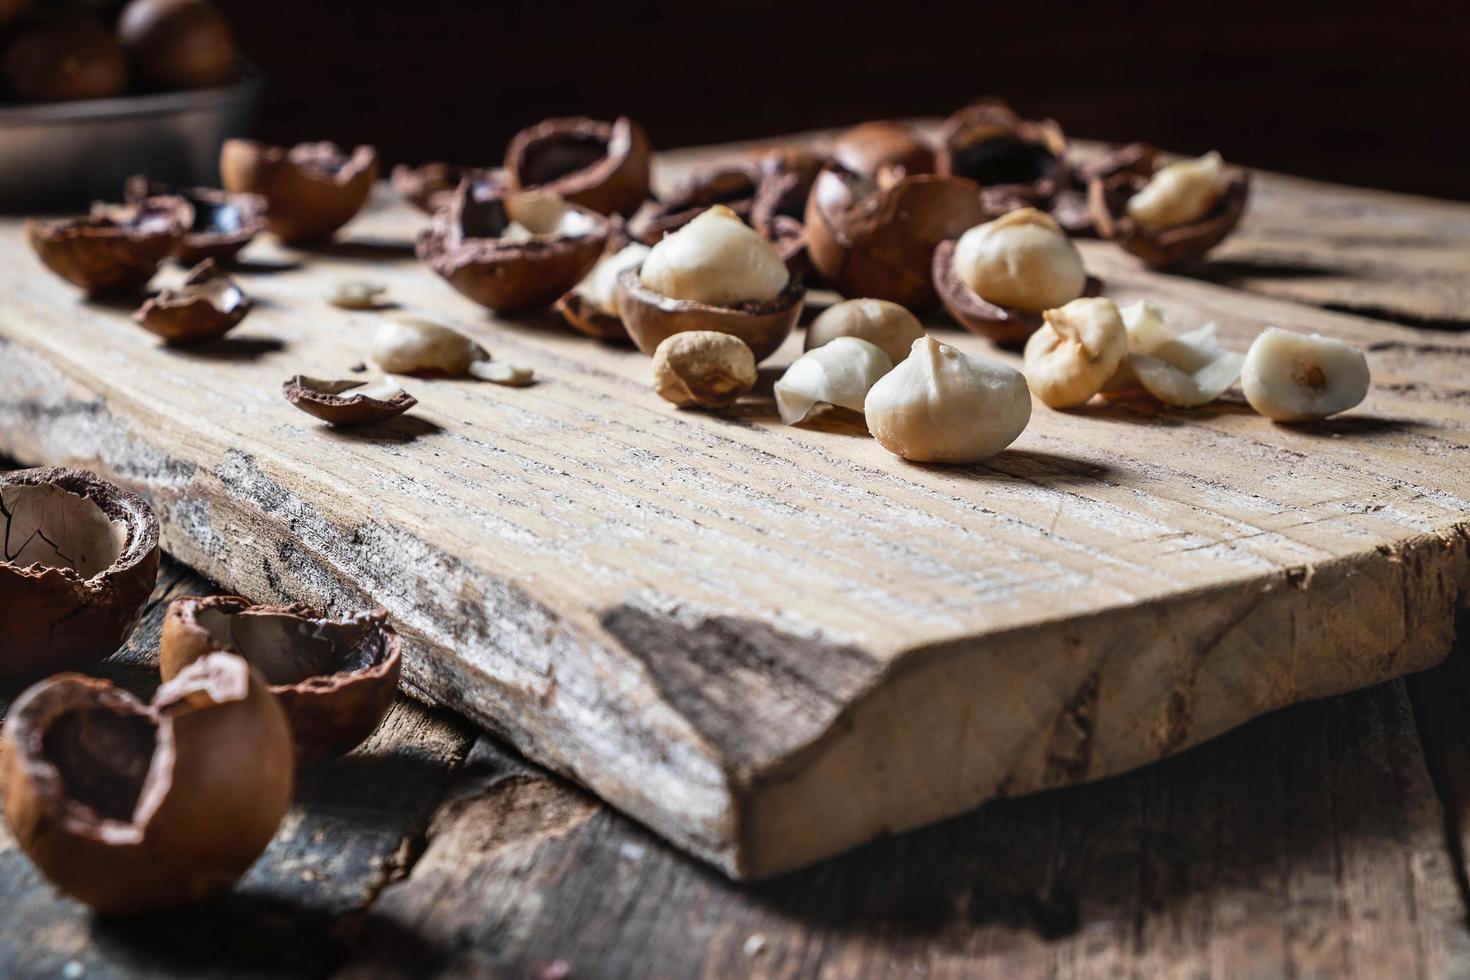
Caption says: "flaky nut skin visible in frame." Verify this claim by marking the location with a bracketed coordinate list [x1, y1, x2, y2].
[221, 140, 378, 244]
[2, 16, 128, 102]
[0, 468, 160, 682]
[117, 0, 238, 90]
[2, 655, 293, 915]
[830, 121, 935, 179]
[161, 596, 403, 763]
[505, 116, 652, 218]
[651, 331, 758, 408]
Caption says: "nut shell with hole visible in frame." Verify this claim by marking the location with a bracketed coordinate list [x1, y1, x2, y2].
[132, 259, 251, 344]
[125, 176, 266, 265]
[504, 116, 652, 218]
[27, 196, 190, 294]
[221, 140, 378, 244]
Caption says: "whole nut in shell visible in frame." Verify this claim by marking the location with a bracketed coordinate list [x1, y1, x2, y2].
[830, 120, 935, 179]
[1, 652, 293, 915]
[651, 331, 757, 408]
[220, 140, 378, 244]
[805, 298, 925, 364]
[639, 205, 788, 307]
[161, 596, 403, 762]
[2, 15, 128, 102]
[865, 336, 1031, 463]
[1, 467, 160, 681]
[1022, 297, 1128, 409]
[1241, 327, 1370, 422]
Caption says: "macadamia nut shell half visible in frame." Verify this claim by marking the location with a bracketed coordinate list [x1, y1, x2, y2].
[615, 265, 805, 363]
[132, 259, 252, 344]
[220, 140, 378, 245]
[126, 176, 266, 265]
[282, 376, 417, 426]
[27, 196, 190, 294]
[937, 99, 1069, 209]
[1, 467, 160, 681]
[505, 116, 652, 219]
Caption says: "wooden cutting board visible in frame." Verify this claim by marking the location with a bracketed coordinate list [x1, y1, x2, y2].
[2, 131, 1467, 879]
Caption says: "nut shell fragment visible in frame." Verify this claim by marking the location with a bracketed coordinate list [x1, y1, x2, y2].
[1, 467, 160, 681]
[505, 116, 652, 218]
[938, 99, 1068, 210]
[392, 163, 501, 214]
[132, 258, 251, 344]
[161, 596, 403, 762]
[1089, 145, 1250, 268]
[126, 177, 266, 265]
[27, 196, 190, 294]
[282, 375, 416, 426]
[220, 140, 378, 244]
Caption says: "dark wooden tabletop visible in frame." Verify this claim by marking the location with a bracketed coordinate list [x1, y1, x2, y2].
[3, 551, 1469, 979]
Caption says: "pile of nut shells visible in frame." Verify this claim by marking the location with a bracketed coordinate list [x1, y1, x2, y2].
[0, 466, 404, 915]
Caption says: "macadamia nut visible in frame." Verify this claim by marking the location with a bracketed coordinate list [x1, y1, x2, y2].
[573, 242, 652, 315]
[951, 208, 1086, 313]
[1126, 151, 1229, 231]
[1131, 323, 1245, 408]
[372, 316, 484, 375]
[865, 335, 1031, 463]
[1241, 327, 1369, 421]
[639, 205, 788, 306]
[1022, 297, 1127, 408]
[503, 190, 603, 239]
[775, 337, 893, 425]
[651, 331, 758, 408]
[804, 298, 925, 364]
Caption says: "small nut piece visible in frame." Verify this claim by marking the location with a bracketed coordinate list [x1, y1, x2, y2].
[952, 209, 1085, 313]
[805, 298, 924, 364]
[651, 331, 757, 409]
[775, 337, 893, 425]
[1023, 297, 1127, 408]
[328, 279, 389, 310]
[282, 376, 416, 426]
[1241, 327, 1370, 422]
[1127, 152, 1230, 231]
[371, 316, 534, 385]
[1130, 323, 1245, 408]
[132, 259, 252, 344]
[556, 241, 651, 340]
[865, 336, 1031, 463]
[639, 205, 788, 306]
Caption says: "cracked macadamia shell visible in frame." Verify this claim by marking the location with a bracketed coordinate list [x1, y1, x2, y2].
[1241, 327, 1370, 422]
[1, 653, 293, 915]
[775, 337, 893, 425]
[651, 331, 757, 409]
[132, 258, 252, 344]
[804, 298, 925, 364]
[27, 196, 190, 294]
[1, 467, 160, 681]
[1023, 297, 1128, 409]
[865, 336, 1031, 463]
[282, 375, 417, 426]
[830, 121, 935, 179]
[126, 177, 266, 265]
[504, 116, 652, 218]
[627, 167, 759, 244]
[161, 597, 403, 762]
[1089, 145, 1250, 268]
[639, 205, 788, 306]
[938, 99, 1068, 210]
[220, 140, 378, 244]
[392, 162, 499, 214]
[615, 265, 804, 363]
[417, 185, 609, 313]
[805, 166, 987, 310]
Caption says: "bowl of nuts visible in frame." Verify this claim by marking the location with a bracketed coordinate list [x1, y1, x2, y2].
[0, 0, 258, 210]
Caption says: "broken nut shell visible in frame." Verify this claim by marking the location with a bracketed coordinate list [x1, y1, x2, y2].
[830, 120, 935, 180]
[282, 375, 417, 426]
[125, 176, 266, 265]
[504, 116, 652, 218]
[220, 139, 378, 244]
[937, 99, 1069, 211]
[1, 467, 160, 681]
[391, 162, 502, 214]
[161, 596, 403, 762]
[132, 258, 251, 344]
[27, 195, 190, 294]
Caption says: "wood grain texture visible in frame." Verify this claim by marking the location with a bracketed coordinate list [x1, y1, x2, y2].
[2, 135, 1469, 878]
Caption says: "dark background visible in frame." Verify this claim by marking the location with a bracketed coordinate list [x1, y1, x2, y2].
[219, 0, 1468, 200]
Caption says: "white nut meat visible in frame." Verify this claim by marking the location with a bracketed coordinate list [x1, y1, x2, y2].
[503, 190, 602, 240]
[651, 331, 757, 408]
[372, 316, 485, 375]
[1101, 300, 1175, 394]
[1241, 327, 1369, 421]
[804, 298, 925, 364]
[951, 208, 1086, 313]
[1022, 297, 1127, 408]
[639, 205, 789, 306]
[1131, 323, 1245, 407]
[1126, 151, 1230, 231]
[572, 242, 652, 315]
[775, 337, 893, 425]
[865, 335, 1031, 463]
[329, 279, 389, 310]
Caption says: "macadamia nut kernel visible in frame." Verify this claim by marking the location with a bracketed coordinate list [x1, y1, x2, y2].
[805, 298, 925, 364]
[775, 337, 893, 425]
[1022, 297, 1127, 408]
[1126, 151, 1229, 231]
[372, 316, 485, 375]
[951, 208, 1086, 313]
[1131, 323, 1245, 408]
[651, 331, 758, 408]
[1241, 327, 1370, 422]
[639, 205, 788, 306]
[573, 242, 651, 315]
[865, 336, 1031, 463]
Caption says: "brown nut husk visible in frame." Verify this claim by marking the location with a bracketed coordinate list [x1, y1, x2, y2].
[27, 195, 190, 294]
[615, 265, 804, 362]
[504, 116, 652, 218]
[2, 15, 128, 102]
[1, 467, 160, 681]
[392, 163, 503, 214]
[282, 375, 417, 426]
[1088, 144, 1251, 268]
[932, 239, 1104, 345]
[125, 176, 266, 265]
[160, 597, 403, 762]
[1, 653, 294, 915]
[117, 0, 238, 91]
[555, 289, 626, 340]
[804, 166, 986, 310]
[938, 99, 1068, 212]
[830, 120, 935, 179]
[627, 167, 759, 244]
[418, 184, 609, 313]
[220, 140, 378, 244]
[132, 258, 251, 344]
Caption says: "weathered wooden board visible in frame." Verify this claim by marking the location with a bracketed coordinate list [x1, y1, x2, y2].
[1, 136, 1468, 878]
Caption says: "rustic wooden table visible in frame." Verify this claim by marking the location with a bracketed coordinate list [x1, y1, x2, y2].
[3, 132, 1470, 977]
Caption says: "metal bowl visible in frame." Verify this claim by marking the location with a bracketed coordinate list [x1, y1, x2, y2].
[0, 73, 261, 212]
